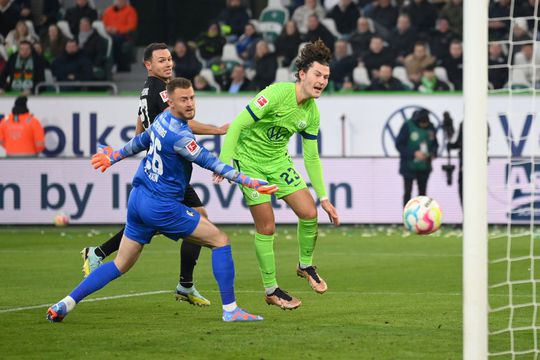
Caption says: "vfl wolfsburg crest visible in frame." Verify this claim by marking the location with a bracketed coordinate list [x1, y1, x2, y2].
[250, 191, 260, 199]
[266, 126, 290, 141]
[297, 120, 307, 129]
[410, 132, 419, 141]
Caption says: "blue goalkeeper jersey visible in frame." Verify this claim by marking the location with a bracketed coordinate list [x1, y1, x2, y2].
[131, 110, 232, 202]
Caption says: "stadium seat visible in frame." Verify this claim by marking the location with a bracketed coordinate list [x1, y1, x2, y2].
[222, 43, 243, 63]
[44, 68, 55, 83]
[393, 66, 414, 88]
[353, 66, 371, 87]
[0, 44, 7, 61]
[510, 68, 531, 88]
[266, 0, 284, 8]
[275, 67, 292, 82]
[258, 22, 282, 43]
[24, 20, 38, 40]
[259, 7, 289, 26]
[92, 21, 113, 58]
[57, 20, 74, 39]
[200, 68, 222, 92]
[434, 66, 450, 84]
[321, 18, 341, 38]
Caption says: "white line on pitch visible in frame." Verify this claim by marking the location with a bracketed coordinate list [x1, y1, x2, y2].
[0, 289, 527, 314]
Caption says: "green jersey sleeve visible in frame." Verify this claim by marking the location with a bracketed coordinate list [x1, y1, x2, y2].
[219, 108, 254, 165]
[301, 106, 327, 199]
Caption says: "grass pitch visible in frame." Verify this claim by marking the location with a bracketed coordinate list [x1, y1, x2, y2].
[0, 225, 466, 359]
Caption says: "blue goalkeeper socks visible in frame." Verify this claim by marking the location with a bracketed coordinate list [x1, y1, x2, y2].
[211, 245, 236, 306]
[69, 262, 122, 303]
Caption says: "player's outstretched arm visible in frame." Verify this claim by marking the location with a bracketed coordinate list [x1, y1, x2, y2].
[174, 136, 278, 194]
[91, 130, 151, 172]
[302, 135, 340, 225]
[187, 120, 229, 135]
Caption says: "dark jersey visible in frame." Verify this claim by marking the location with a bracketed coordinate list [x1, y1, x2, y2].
[138, 76, 169, 129]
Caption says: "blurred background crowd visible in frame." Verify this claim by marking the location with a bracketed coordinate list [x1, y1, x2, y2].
[0, 0, 539, 95]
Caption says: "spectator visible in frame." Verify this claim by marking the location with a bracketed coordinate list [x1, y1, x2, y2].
[367, 64, 407, 91]
[18, 0, 60, 35]
[102, 0, 138, 72]
[251, 40, 277, 91]
[438, 39, 463, 90]
[389, 13, 418, 64]
[428, 17, 459, 60]
[64, 0, 98, 37]
[235, 22, 260, 63]
[330, 39, 357, 90]
[414, 65, 450, 93]
[511, 20, 532, 53]
[488, 0, 511, 41]
[40, 23, 67, 64]
[403, 41, 435, 84]
[513, 0, 540, 31]
[302, 15, 336, 52]
[513, 43, 540, 88]
[364, 0, 399, 38]
[78, 17, 108, 80]
[440, 0, 463, 36]
[275, 20, 302, 67]
[0, 0, 21, 38]
[395, 109, 438, 206]
[488, 42, 508, 89]
[5, 20, 39, 56]
[0, 40, 46, 94]
[327, 0, 360, 35]
[292, 0, 326, 34]
[196, 22, 226, 62]
[401, 0, 438, 37]
[225, 63, 252, 93]
[172, 40, 202, 82]
[360, 35, 394, 79]
[350, 16, 374, 58]
[51, 39, 93, 82]
[193, 74, 217, 92]
[218, 0, 250, 39]
[0, 96, 44, 157]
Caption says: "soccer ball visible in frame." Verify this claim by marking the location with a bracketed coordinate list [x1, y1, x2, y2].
[54, 213, 69, 227]
[403, 196, 442, 234]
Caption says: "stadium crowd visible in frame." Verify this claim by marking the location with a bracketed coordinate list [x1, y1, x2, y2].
[0, 0, 539, 94]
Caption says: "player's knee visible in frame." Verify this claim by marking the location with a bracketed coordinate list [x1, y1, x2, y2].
[256, 223, 275, 235]
[299, 207, 318, 220]
[210, 230, 229, 248]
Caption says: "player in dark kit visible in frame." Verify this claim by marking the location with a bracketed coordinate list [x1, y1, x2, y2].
[81, 43, 228, 306]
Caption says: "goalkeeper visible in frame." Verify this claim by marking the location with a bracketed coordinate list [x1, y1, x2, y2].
[216, 40, 340, 310]
[47, 78, 277, 323]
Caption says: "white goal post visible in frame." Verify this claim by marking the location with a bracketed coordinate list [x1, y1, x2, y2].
[463, 0, 488, 359]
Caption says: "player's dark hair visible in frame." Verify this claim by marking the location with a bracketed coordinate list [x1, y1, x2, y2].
[294, 39, 331, 81]
[143, 42, 169, 63]
[166, 77, 193, 94]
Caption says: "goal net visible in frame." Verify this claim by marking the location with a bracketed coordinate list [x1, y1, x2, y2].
[486, 0, 540, 358]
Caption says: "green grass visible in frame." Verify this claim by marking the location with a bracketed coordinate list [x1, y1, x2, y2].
[0, 225, 469, 359]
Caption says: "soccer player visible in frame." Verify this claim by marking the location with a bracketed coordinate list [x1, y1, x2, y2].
[217, 40, 340, 310]
[47, 77, 277, 323]
[81, 43, 227, 306]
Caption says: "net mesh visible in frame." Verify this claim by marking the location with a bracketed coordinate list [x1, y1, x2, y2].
[488, 0, 540, 358]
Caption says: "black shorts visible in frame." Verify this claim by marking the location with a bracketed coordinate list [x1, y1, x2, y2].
[182, 184, 203, 208]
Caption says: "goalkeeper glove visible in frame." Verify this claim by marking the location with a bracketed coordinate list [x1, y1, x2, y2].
[235, 174, 279, 195]
[91, 144, 125, 173]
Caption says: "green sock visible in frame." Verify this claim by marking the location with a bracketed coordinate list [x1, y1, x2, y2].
[255, 232, 277, 288]
[298, 218, 318, 266]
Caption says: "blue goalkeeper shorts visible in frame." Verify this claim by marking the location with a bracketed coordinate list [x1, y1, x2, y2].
[125, 186, 201, 244]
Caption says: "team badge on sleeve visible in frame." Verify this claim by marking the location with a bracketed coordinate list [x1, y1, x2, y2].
[186, 140, 200, 155]
[255, 95, 269, 109]
[159, 90, 169, 103]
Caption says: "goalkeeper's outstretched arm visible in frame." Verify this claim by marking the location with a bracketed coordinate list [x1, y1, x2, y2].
[91, 129, 151, 172]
